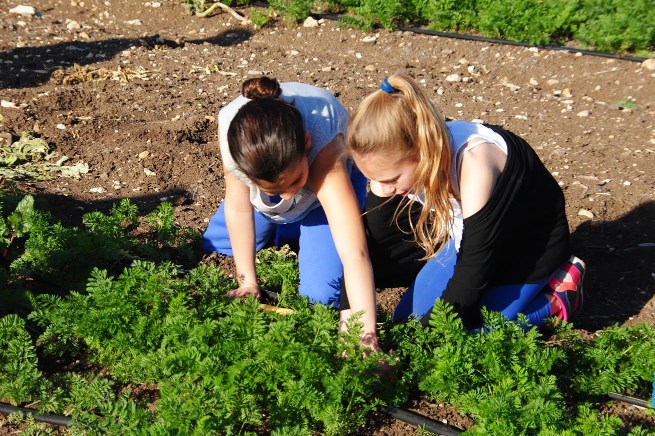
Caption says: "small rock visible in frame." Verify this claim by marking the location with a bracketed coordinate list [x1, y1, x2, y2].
[303, 16, 319, 28]
[125, 19, 142, 26]
[445, 73, 461, 82]
[364, 64, 375, 71]
[529, 78, 539, 86]
[289, 50, 299, 56]
[503, 82, 520, 91]
[1, 100, 18, 108]
[546, 79, 560, 87]
[641, 58, 655, 71]
[138, 150, 149, 159]
[10, 5, 38, 15]
[361, 34, 378, 44]
[56, 123, 66, 129]
[623, 180, 631, 186]
[90, 187, 106, 193]
[66, 20, 81, 30]
[576, 110, 590, 117]
[578, 209, 594, 219]
[562, 88, 572, 97]
[144, 168, 156, 176]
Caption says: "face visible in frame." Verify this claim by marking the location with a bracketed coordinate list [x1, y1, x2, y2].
[255, 156, 310, 201]
[354, 152, 418, 197]
[253, 131, 312, 201]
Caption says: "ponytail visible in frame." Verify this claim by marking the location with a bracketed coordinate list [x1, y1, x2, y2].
[346, 72, 453, 258]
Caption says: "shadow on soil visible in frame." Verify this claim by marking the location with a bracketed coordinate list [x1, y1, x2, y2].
[571, 200, 655, 331]
[0, 29, 254, 89]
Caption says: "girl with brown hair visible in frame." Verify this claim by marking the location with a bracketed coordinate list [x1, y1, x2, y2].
[202, 77, 380, 349]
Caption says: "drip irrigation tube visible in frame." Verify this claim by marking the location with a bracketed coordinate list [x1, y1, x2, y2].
[314, 13, 648, 63]
[0, 403, 71, 426]
[380, 405, 462, 435]
[396, 27, 648, 63]
[0, 401, 462, 433]
[608, 392, 652, 408]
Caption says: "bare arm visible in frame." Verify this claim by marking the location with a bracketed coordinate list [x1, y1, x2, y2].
[308, 135, 379, 350]
[459, 142, 506, 218]
[223, 170, 261, 298]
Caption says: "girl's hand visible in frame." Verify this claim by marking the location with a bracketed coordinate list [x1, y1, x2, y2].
[360, 331, 383, 355]
[226, 285, 261, 300]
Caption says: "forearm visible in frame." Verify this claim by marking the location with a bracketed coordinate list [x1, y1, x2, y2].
[341, 250, 377, 335]
[225, 207, 258, 287]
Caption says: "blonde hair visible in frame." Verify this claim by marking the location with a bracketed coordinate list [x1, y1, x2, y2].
[346, 72, 453, 259]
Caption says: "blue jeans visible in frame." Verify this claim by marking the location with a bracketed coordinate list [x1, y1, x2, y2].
[393, 238, 553, 327]
[202, 168, 367, 308]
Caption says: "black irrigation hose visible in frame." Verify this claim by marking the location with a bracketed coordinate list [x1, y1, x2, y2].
[380, 405, 462, 435]
[0, 401, 462, 433]
[396, 27, 649, 63]
[314, 13, 649, 63]
[0, 403, 71, 426]
[608, 392, 652, 409]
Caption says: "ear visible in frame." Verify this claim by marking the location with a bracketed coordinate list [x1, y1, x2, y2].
[304, 131, 312, 152]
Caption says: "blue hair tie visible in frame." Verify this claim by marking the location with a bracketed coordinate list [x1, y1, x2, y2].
[379, 78, 397, 94]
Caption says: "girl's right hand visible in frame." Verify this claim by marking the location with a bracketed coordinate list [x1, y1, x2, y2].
[226, 285, 261, 300]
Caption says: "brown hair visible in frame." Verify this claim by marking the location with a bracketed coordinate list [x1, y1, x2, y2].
[346, 72, 453, 258]
[227, 77, 305, 183]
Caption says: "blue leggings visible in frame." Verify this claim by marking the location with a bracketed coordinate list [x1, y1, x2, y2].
[201, 168, 368, 308]
[393, 239, 553, 328]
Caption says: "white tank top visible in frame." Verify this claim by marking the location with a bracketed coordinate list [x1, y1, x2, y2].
[447, 121, 508, 250]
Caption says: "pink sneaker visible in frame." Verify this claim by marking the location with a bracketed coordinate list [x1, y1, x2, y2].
[548, 255, 586, 322]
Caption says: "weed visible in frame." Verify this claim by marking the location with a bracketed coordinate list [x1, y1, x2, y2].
[612, 98, 637, 110]
[249, 7, 271, 28]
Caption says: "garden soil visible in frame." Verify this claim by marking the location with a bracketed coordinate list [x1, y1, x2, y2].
[1, 0, 654, 433]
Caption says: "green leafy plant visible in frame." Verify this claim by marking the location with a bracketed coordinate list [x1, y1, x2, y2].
[249, 7, 271, 28]
[3, 187, 655, 434]
[268, 0, 314, 25]
[612, 98, 637, 110]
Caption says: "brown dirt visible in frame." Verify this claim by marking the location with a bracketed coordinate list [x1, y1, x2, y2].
[1, 0, 654, 434]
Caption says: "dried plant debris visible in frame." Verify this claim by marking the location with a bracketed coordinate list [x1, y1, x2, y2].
[51, 64, 153, 85]
[0, 131, 89, 180]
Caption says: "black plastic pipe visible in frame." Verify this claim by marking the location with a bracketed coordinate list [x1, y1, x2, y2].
[0, 403, 71, 426]
[0, 401, 463, 433]
[396, 27, 648, 63]
[608, 392, 652, 408]
[380, 405, 462, 435]
[313, 12, 648, 63]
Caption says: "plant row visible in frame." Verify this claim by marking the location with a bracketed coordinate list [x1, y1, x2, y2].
[185, 0, 655, 56]
[1, 189, 655, 435]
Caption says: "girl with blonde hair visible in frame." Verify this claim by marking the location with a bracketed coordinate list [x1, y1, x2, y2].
[347, 72, 585, 329]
